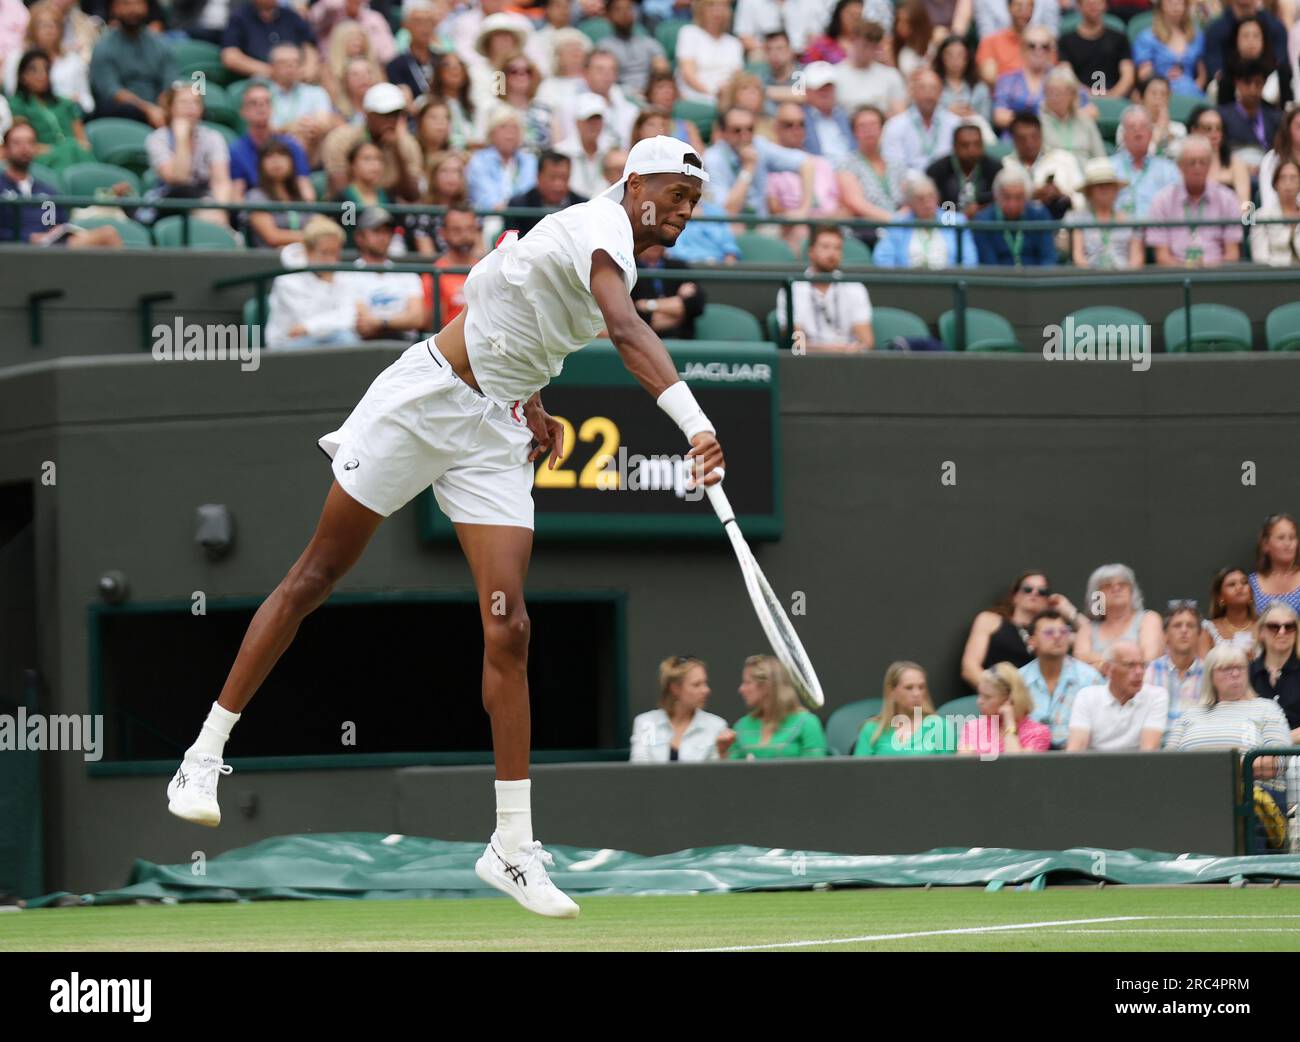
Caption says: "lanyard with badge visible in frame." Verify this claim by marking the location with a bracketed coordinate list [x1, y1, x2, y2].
[1090, 205, 1114, 267]
[1122, 156, 1150, 215]
[950, 154, 979, 208]
[1045, 113, 1074, 157]
[912, 110, 939, 160]
[1183, 193, 1207, 265]
[995, 206, 1024, 266]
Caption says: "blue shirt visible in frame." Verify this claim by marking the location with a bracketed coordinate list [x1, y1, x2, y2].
[872, 213, 978, 268]
[229, 133, 309, 189]
[466, 147, 538, 209]
[222, 3, 315, 62]
[0, 173, 64, 242]
[703, 136, 808, 216]
[972, 201, 1057, 266]
[667, 200, 740, 263]
[1110, 149, 1180, 218]
[1020, 656, 1104, 748]
[1131, 28, 1206, 97]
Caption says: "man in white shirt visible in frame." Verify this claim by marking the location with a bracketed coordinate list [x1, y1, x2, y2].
[556, 49, 638, 148]
[776, 225, 874, 352]
[1066, 640, 1169, 751]
[555, 93, 618, 198]
[338, 207, 426, 340]
[834, 20, 906, 116]
[882, 68, 962, 172]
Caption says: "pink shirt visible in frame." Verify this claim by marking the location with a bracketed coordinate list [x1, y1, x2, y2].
[960, 715, 1052, 756]
[1145, 179, 1243, 264]
[0, 0, 29, 59]
[311, 0, 397, 64]
[767, 156, 841, 216]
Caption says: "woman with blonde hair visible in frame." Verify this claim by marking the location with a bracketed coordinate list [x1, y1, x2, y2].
[324, 22, 383, 120]
[1249, 602, 1300, 741]
[718, 70, 773, 140]
[480, 49, 552, 153]
[716, 655, 827, 759]
[675, 0, 744, 104]
[853, 660, 955, 756]
[265, 216, 356, 348]
[958, 662, 1052, 756]
[1073, 563, 1166, 670]
[1132, 0, 1207, 97]
[1040, 66, 1106, 165]
[4, 1, 92, 111]
[630, 656, 729, 762]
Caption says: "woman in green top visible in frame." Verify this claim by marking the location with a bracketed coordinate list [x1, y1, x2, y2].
[338, 139, 391, 248]
[717, 655, 827, 760]
[854, 660, 956, 756]
[9, 50, 94, 172]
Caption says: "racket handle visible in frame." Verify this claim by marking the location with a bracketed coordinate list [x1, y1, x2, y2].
[705, 476, 735, 526]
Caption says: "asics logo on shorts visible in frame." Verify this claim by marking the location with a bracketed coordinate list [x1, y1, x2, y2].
[343, 459, 360, 471]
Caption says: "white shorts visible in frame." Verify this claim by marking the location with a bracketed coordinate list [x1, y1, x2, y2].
[318, 337, 535, 527]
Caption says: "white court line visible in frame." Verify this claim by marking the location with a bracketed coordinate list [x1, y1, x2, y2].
[676, 915, 1300, 953]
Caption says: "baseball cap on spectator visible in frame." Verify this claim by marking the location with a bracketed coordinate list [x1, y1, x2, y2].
[363, 83, 406, 115]
[804, 61, 836, 91]
[597, 134, 710, 202]
[574, 93, 608, 121]
[476, 12, 530, 56]
[357, 206, 396, 231]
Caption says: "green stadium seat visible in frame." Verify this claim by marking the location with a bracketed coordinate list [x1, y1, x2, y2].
[170, 38, 222, 66]
[226, 78, 253, 108]
[873, 306, 932, 345]
[671, 98, 718, 143]
[86, 118, 150, 165]
[309, 168, 330, 201]
[1162, 303, 1252, 352]
[1059, 11, 1126, 34]
[1092, 96, 1128, 143]
[74, 215, 153, 248]
[939, 694, 981, 717]
[61, 161, 141, 197]
[179, 59, 233, 88]
[655, 19, 689, 63]
[1065, 305, 1148, 334]
[243, 294, 270, 334]
[744, 59, 771, 78]
[1167, 93, 1200, 125]
[1266, 302, 1300, 351]
[200, 83, 241, 132]
[1126, 10, 1154, 42]
[203, 121, 241, 148]
[800, 234, 871, 265]
[693, 302, 764, 340]
[577, 16, 614, 42]
[938, 308, 1023, 351]
[985, 141, 1013, 161]
[735, 232, 797, 263]
[766, 307, 781, 342]
[825, 698, 883, 755]
[29, 162, 62, 190]
[152, 215, 243, 249]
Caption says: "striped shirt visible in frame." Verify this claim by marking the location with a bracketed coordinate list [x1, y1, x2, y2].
[1249, 571, 1300, 616]
[1144, 654, 1205, 728]
[1165, 697, 1292, 753]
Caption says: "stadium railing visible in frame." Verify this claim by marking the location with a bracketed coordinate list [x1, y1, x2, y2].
[1238, 748, 1300, 856]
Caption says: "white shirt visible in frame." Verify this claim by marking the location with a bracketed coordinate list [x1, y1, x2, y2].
[462, 194, 637, 404]
[833, 61, 907, 115]
[881, 106, 961, 172]
[555, 85, 639, 148]
[555, 131, 619, 197]
[629, 708, 728, 762]
[733, 0, 832, 52]
[265, 271, 358, 347]
[1069, 683, 1169, 751]
[338, 260, 423, 331]
[906, 225, 949, 269]
[674, 24, 744, 104]
[776, 269, 872, 346]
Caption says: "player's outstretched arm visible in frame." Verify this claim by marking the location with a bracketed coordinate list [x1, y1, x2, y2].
[590, 249, 724, 486]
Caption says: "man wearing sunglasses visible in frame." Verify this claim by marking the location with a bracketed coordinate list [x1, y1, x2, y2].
[1020, 609, 1102, 749]
[704, 105, 816, 217]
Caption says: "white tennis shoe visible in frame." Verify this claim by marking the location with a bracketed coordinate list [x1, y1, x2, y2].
[474, 833, 580, 919]
[166, 752, 232, 827]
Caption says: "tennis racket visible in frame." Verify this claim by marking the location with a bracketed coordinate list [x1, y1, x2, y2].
[704, 476, 825, 710]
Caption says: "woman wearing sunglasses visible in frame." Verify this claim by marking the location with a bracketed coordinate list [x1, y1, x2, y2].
[1249, 603, 1300, 742]
[961, 571, 1078, 691]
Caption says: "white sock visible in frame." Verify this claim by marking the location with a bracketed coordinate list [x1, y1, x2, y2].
[495, 778, 533, 853]
[188, 702, 240, 759]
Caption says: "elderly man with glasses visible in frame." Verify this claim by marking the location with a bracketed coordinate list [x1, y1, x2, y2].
[703, 104, 816, 218]
[1066, 641, 1169, 751]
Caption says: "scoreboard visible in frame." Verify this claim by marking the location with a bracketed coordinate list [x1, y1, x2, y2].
[418, 339, 782, 541]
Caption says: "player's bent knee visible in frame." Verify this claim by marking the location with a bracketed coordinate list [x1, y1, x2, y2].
[281, 559, 345, 614]
[483, 609, 530, 664]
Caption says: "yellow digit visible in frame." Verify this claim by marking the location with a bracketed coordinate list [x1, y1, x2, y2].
[534, 415, 577, 487]
[578, 416, 621, 490]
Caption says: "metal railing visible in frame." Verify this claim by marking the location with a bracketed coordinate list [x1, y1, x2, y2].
[1238, 748, 1300, 856]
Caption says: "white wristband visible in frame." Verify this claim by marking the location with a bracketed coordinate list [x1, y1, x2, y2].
[657, 380, 715, 440]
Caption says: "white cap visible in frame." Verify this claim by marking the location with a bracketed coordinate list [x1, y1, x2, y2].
[597, 135, 709, 202]
[573, 92, 608, 121]
[804, 61, 836, 90]
[363, 82, 406, 114]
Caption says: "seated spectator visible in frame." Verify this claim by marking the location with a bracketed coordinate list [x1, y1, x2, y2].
[1112, 106, 1181, 217]
[1217, 58, 1281, 163]
[1250, 512, 1300, 614]
[1059, 0, 1134, 98]
[1254, 157, 1300, 263]
[1116, 76, 1187, 159]
[336, 55, 381, 128]
[555, 94, 616, 198]
[758, 28, 801, 109]
[1132, 0, 1207, 98]
[1067, 641, 1169, 751]
[1074, 564, 1167, 670]
[1040, 67, 1105, 166]
[598, 148, 628, 194]
[882, 68, 961, 171]
[1020, 607, 1103, 749]
[469, 12, 532, 114]
[484, 50, 553, 153]
[1216, 16, 1289, 108]
[715, 655, 827, 759]
[268, 44, 340, 167]
[311, 0, 396, 67]
[431, 51, 478, 151]
[974, 0, 1059, 41]
[837, 105, 906, 237]
[665, 198, 741, 264]
[992, 25, 1062, 134]
[88, 0, 176, 125]
[0, 119, 121, 246]
[1199, 566, 1260, 655]
[265, 216, 356, 347]
[719, 69, 774, 141]
[836, 20, 907, 117]
[805, 0, 866, 65]
[1250, 602, 1300, 740]
[322, 82, 423, 201]
[705, 104, 815, 219]
[386, 0, 441, 104]
[1146, 134, 1243, 266]
[800, 61, 854, 162]
[597, 0, 670, 97]
[958, 662, 1052, 756]
[853, 660, 955, 756]
[146, 84, 233, 227]
[557, 49, 638, 148]
[410, 149, 468, 255]
[630, 656, 728, 762]
[320, 20, 382, 121]
[426, 202, 483, 326]
[927, 120, 1000, 218]
[916, 0, 973, 37]
[5, 3, 93, 113]
[775, 224, 874, 352]
[535, 28, 591, 140]
[972, 167, 1056, 266]
[964, 571, 1065, 690]
[1145, 603, 1207, 731]
[1001, 111, 1083, 219]
[873, 173, 978, 267]
[414, 96, 453, 159]
[890, 0, 937, 82]
[934, 34, 991, 125]
[524, 0, 571, 72]
[1258, 106, 1300, 211]
[768, 101, 844, 247]
[630, 107, 670, 145]
[229, 81, 313, 199]
[244, 140, 310, 248]
[467, 106, 539, 209]
[1067, 157, 1144, 268]
[631, 244, 706, 338]
[8, 50, 93, 171]
[645, 73, 707, 155]
[976, 0, 1033, 85]
[508, 150, 586, 238]
[221, 0, 317, 83]
[338, 139, 390, 241]
[1203, 0, 1289, 92]
[676, 0, 743, 105]
[341, 206, 427, 339]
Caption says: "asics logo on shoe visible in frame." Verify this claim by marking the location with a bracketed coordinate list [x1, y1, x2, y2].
[174, 768, 188, 789]
[497, 850, 527, 885]
[343, 459, 360, 471]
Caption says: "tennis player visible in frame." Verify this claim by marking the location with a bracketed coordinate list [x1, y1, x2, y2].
[165, 137, 724, 919]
